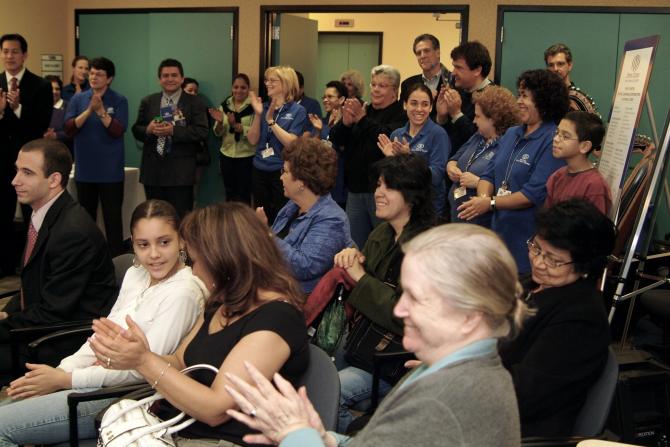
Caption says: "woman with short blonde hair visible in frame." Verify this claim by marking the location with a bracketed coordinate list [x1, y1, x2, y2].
[247, 65, 308, 224]
[340, 69, 365, 100]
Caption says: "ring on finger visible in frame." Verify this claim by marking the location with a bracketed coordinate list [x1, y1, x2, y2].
[250, 407, 257, 417]
[106, 357, 111, 368]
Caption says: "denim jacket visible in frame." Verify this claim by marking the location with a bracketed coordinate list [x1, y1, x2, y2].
[272, 194, 354, 293]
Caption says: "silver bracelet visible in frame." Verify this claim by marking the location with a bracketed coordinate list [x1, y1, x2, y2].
[152, 362, 171, 389]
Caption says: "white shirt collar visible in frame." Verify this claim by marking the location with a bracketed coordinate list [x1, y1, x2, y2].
[5, 67, 26, 85]
[31, 189, 64, 232]
[54, 98, 64, 109]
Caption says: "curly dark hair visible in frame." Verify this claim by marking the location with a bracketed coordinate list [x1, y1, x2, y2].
[371, 154, 435, 230]
[517, 69, 569, 124]
[282, 136, 338, 196]
[473, 86, 520, 136]
[535, 199, 615, 277]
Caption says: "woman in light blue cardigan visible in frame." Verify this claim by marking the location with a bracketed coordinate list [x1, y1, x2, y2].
[257, 135, 353, 294]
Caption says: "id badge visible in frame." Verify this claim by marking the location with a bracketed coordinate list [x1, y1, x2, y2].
[261, 146, 275, 159]
[497, 187, 512, 197]
[453, 186, 467, 199]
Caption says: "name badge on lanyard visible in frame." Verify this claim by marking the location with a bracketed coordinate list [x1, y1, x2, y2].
[261, 143, 275, 159]
[453, 186, 467, 199]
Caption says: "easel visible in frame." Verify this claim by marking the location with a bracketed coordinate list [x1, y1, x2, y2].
[597, 35, 669, 349]
[608, 103, 670, 348]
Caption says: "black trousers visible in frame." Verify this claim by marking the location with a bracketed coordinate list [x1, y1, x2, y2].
[76, 181, 124, 257]
[220, 154, 253, 204]
[252, 167, 287, 226]
[144, 184, 193, 219]
[0, 169, 28, 276]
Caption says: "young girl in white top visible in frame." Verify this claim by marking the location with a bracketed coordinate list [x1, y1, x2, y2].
[0, 199, 206, 446]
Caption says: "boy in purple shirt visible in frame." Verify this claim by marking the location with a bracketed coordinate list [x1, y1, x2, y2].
[546, 111, 611, 215]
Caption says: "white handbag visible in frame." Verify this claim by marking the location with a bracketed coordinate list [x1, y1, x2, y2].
[98, 364, 218, 447]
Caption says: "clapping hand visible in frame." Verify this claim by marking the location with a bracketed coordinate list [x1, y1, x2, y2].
[377, 135, 410, 157]
[225, 361, 337, 447]
[89, 316, 151, 370]
[308, 114, 323, 133]
[208, 108, 223, 123]
[249, 91, 264, 115]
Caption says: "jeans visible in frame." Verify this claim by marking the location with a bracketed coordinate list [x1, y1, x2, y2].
[337, 365, 392, 433]
[345, 192, 380, 249]
[0, 388, 114, 446]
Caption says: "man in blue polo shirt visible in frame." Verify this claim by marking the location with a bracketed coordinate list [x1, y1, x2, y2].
[64, 57, 128, 256]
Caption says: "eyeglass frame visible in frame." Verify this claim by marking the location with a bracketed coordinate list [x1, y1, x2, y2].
[526, 237, 575, 268]
[553, 129, 580, 142]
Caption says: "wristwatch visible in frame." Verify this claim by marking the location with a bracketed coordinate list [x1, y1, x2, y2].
[267, 120, 276, 127]
[490, 196, 496, 211]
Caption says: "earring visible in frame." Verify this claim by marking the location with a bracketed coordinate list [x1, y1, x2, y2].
[132, 256, 141, 268]
[582, 273, 589, 279]
[179, 249, 188, 264]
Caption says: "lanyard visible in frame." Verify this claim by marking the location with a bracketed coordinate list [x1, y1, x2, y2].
[502, 136, 529, 188]
[465, 137, 498, 172]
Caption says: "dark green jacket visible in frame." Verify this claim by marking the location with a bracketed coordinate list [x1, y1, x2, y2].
[348, 222, 424, 335]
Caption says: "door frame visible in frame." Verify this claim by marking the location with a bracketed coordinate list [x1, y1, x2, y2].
[318, 31, 384, 66]
[259, 4, 469, 91]
[494, 5, 670, 84]
[75, 7, 240, 78]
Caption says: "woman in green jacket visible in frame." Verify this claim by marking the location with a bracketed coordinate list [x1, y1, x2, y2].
[332, 153, 435, 431]
[210, 73, 255, 204]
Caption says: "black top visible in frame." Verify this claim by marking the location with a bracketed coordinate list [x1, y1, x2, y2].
[498, 277, 610, 437]
[329, 101, 406, 193]
[175, 300, 309, 445]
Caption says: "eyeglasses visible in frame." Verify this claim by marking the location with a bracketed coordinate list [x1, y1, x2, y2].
[264, 78, 280, 85]
[526, 238, 574, 268]
[553, 129, 579, 142]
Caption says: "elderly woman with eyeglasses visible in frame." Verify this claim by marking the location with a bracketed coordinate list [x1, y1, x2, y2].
[498, 199, 615, 438]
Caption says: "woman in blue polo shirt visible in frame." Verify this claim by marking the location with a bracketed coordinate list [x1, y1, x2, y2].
[446, 85, 520, 228]
[248, 66, 307, 224]
[457, 69, 569, 274]
[377, 83, 450, 215]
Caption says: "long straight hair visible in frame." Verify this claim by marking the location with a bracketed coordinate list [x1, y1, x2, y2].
[180, 202, 304, 319]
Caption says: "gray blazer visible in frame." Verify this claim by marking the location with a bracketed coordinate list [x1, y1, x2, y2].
[132, 91, 208, 186]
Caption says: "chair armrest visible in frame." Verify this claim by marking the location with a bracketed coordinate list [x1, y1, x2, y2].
[27, 326, 92, 350]
[9, 320, 93, 342]
[67, 383, 151, 447]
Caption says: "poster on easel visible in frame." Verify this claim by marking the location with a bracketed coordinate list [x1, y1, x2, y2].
[598, 35, 659, 222]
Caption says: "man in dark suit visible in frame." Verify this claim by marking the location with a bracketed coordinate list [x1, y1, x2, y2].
[0, 34, 53, 278]
[0, 139, 117, 375]
[132, 58, 208, 217]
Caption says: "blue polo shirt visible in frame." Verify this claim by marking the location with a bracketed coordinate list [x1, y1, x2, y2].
[65, 88, 128, 183]
[298, 95, 322, 134]
[390, 119, 450, 215]
[448, 133, 500, 227]
[480, 122, 564, 274]
[253, 101, 307, 172]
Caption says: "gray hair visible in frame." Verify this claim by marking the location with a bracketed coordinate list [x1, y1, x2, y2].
[403, 224, 533, 338]
[371, 64, 401, 89]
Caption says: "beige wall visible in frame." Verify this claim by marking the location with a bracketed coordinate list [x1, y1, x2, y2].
[0, 0, 67, 75]
[307, 12, 461, 81]
[6, 0, 668, 88]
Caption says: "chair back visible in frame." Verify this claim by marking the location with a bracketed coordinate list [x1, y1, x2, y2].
[296, 344, 340, 431]
[573, 347, 619, 436]
[113, 253, 134, 288]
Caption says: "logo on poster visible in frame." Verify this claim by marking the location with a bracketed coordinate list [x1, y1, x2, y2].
[631, 55, 641, 72]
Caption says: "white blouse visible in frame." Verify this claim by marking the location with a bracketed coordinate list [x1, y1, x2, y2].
[58, 265, 207, 389]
